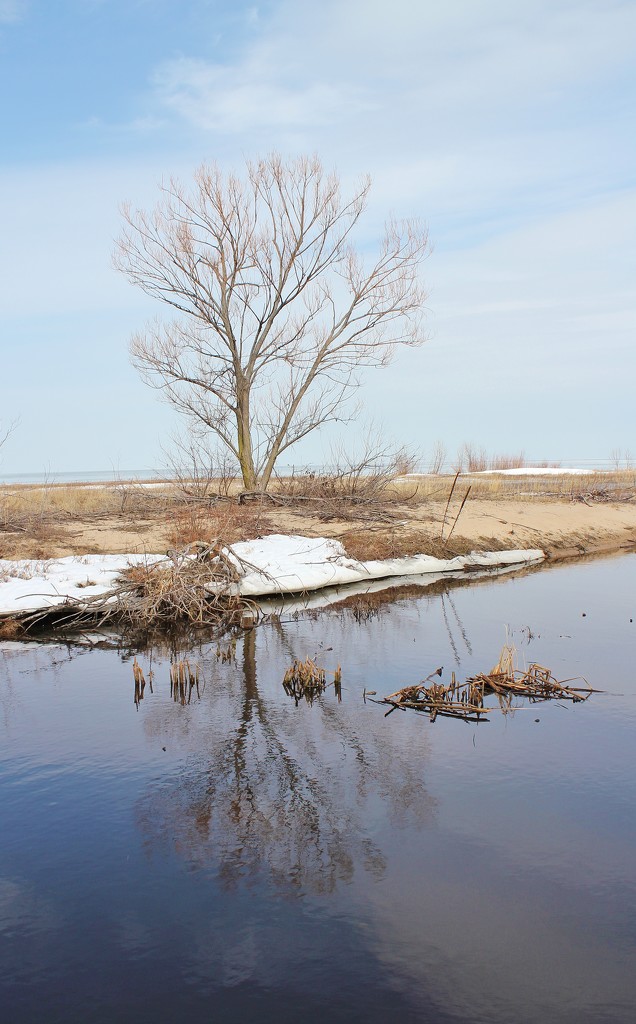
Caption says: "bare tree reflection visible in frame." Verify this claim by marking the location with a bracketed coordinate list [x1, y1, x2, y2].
[135, 627, 436, 895]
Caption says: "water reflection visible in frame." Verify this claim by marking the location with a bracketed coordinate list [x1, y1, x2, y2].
[2, 553, 636, 1024]
[135, 628, 436, 894]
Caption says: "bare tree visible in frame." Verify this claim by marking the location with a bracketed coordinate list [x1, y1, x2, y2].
[115, 153, 430, 491]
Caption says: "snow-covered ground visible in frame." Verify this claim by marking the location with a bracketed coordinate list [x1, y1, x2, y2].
[473, 467, 594, 476]
[398, 468, 595, 479]
[0, 553, 162, 616]
[0, 535, 545, 618]
[227, 535, 544, 596]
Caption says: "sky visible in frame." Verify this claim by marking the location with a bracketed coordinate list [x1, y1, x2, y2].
[0, 0, 634, 476]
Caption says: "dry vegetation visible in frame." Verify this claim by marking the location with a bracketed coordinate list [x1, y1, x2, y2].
[1, 463, 635, 640]
[1, 464, 635, 566]
[376, 644, 598, 724]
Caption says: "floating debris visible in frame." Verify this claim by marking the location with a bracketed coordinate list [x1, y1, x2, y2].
[378, 645, 598, 723]
[282, 658, 342, 706]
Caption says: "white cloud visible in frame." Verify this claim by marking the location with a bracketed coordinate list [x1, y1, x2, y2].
[148, 0, 636, 140]
[152, 56, 376, 135]
[144, 0, 635, 242]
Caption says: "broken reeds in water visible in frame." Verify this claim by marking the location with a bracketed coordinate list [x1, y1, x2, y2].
[170, 659, 202, 705]
[379, 645, 598, 723]
[133, 657, 153, 709]
[282, 658, 342, 706]
[132, 657, 203, 707]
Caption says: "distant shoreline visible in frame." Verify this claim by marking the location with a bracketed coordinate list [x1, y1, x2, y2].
[0, 470, 160, 486]
[2, 462, 630, 487]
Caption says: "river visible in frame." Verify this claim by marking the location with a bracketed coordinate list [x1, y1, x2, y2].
[1, 553, 635, 1023]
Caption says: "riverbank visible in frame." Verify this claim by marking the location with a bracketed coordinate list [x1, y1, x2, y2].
[1, 488, 635, 564]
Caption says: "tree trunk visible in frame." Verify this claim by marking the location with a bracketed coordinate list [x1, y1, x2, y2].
[236, 385, 257, 490]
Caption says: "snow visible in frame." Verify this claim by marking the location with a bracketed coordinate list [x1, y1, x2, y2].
[398, 468, 595, 478]
[256, 561, 538, 614]
[0, 535, 544, 617]
[0, 553, 161, 616]
[226, 535, 544, 597]
[473, 467, 594, 476]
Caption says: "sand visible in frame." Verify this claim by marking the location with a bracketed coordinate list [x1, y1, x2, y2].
[3, 496, 635, 563]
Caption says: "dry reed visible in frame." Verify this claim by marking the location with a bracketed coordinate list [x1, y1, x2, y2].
[283, 658, 342, 705]
[378, 644, 598, 723]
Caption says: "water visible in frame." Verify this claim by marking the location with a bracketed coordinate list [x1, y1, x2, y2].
[0, 469, 160, 485]
[1, 554, 635, 1023]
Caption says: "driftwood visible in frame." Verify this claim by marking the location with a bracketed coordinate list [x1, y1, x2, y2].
[571, 488, 635, 505]
[238, 488, 401, 522]
[376, 645, 599, 723]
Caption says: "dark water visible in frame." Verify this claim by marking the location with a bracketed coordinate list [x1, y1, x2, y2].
[1, 554, 635, 1023]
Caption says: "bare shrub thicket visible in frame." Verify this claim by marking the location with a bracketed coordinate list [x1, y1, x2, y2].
[453, 444, 528, 473]
[454, 443, 488, 473]
[489, 451, 527, 471]
[427, 440, 447, 474]
[610, 447, 634, 471]
[163, 433, 238, 502]
[273, 438, 420, 519]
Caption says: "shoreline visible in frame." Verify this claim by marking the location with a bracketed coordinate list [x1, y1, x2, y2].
[1, 489, 635, 562]
[0, 522, 632, 639]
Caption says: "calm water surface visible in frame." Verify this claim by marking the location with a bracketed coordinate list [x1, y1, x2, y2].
[1, 554, 635, 1023]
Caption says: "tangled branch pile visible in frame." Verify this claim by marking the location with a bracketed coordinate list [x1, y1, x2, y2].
[5, 541, 260, 638]
[116, 543, 250, 629]
[379, 645, 596, 723]
[571, 487, 635, 504]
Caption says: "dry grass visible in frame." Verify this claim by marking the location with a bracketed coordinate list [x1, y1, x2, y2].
[0, 616, 23, 639]
[0, 481, 172, 548]
[1, 468, 634, 564]
[391, 469, 636, 502]
[342, 528, 514, 562]
[282, 658, 342, 705]
[2, 468, 633, 524]
[166, 503, 277, 548]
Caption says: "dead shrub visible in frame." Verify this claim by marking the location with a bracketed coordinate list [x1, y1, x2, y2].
[428, 439, 447, 475]
[163, 433, 239, 501]
[273, 438, 420, 520]
[0, 617, 24, 639]
[489, 451, 527, 471]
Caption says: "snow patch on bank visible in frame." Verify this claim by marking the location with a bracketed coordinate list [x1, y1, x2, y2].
[473, 467, 594, 476]
[398, 468, 594, 479]
[0, 553, 162, 615]
[227, 535, 544, 596]
[0, 535, 544, 617]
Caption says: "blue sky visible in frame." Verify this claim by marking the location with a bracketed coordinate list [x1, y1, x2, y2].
[1, 0, 634, 475]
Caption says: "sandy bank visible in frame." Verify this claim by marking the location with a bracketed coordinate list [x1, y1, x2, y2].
[3, 496, 634, 562]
